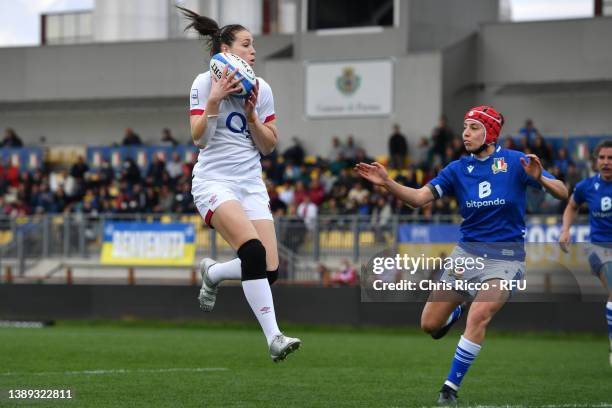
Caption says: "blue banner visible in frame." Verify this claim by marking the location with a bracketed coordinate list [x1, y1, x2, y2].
[398, 223, 591, 243]
[101, 222, 196, 266]
[87, 145, 199, 175]
[0, 147, 44, 172]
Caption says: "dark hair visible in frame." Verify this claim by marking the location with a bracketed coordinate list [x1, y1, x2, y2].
[177, 6, 248, 56]
[594, 139, 612, 159]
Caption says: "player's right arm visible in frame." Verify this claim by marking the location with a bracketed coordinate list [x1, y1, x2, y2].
[559, 195, 579, 253]
[559, 181, 585, 252]
[189, 67, 242, 147]
[355, 162, 434, 208]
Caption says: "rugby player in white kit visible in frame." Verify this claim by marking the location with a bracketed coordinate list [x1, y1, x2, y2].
[179, 6, 300, 362]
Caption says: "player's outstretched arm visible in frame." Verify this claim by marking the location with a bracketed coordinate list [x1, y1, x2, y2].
[520, 154, 568, 200]
[559, 195, 579, 253]
[355, 162, 434, 208]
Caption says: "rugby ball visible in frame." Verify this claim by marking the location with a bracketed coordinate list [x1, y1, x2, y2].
[209, 52, 256, 98]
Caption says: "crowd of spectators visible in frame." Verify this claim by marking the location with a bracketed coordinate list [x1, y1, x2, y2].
[0, 120, 599, 221]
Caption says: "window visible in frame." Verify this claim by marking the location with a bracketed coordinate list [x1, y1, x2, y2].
[307, 0, 394, 30]
[42, 11, 93, 45]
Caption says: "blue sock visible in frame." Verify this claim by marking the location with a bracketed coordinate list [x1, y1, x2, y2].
[606, 302, 612, 342]
[445, 335, 481, 390]
[444, 305, 462, 327]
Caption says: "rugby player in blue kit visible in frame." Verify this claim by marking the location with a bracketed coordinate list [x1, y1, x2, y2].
[559, 140, 612, 367]
[356, 106, 568, 404]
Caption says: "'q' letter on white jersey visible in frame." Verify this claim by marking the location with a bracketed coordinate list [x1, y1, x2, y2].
[189, 71, 276, 181]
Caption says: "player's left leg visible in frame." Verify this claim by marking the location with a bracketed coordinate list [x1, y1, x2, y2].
[420, 290, 465, 339]
[438, 279, 509, 404]
[596, 262, 612, 366]
[252, 219, 279, 285]
[202, 189, 279, 287]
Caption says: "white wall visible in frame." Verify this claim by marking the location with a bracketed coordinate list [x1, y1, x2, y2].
[93, 0, 170, 42]
[478, 17, 612, 83]
[266, 53, 442, 156]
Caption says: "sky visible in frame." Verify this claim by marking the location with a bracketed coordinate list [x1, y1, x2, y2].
[0, 0, 596, 48]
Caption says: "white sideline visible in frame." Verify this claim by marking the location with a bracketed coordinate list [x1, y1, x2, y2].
[415, 405, 612, 408]
[0, 367, 229, 377]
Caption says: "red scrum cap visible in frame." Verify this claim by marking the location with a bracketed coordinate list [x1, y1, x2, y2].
[464, 106, 504, 145]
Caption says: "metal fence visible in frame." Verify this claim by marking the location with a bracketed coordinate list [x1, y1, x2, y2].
[0, 213, 583, 282]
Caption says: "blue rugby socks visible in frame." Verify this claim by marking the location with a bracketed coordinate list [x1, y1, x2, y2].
[444, 335, 481, 391]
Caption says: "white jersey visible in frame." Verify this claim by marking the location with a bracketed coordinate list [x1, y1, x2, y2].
[189, 71, 276, 181]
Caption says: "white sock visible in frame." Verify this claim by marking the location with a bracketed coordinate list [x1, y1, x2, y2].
[208, 258, 241, 284]
[242, 278, 281, 346]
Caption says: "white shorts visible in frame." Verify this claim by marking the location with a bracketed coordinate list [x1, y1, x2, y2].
[192, 178, 272, 227]
[585, 243, 612, 276]
[439, 246, 525, 299]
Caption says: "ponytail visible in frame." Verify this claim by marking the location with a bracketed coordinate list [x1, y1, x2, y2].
[177, 6, 248, 56]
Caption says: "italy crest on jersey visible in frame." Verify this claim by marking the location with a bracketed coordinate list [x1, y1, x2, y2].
[492, 157, 508, 174]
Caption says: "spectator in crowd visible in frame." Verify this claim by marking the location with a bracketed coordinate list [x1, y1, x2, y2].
[503, 136, 517, 150]
[370, 196, 392, 242]
[388, 124, 409, 169]
[348, 181, 370, 208]
[155, 185, 174, 213]
[283, 163, 301, 182]
[268, 182, 287, 215]
[293, 180, 308, 206]
[1, 128, 24, 148]
[70, 155, 89, 181]
[160, 128, 179, 146]
[121, 158, 141, 184]
[564, 162, 582, 192]
[3, 160, 20, 188]
[172, 182, 193, 213]
[329, 136, 343, 161]
[431, 116, 454, 164]
[296, 195, 318, 231]
[354, 148, 374, 168]
[121, 128, 143, 146]
[415, 136, 432, 169]
[329, 154, 348, 176]
[146, 154, 167, 185]
[343, 135, 358, 163]
[531, 135, 553, 165]
[96, 159, 116, 185]
[283, 136, 305, 165]
[278, 180, 295, 206]
[519, 118, 541, 146]
[166, 152, 183, 181]
[553, 147, 574, 178]
[330, 259, 358, 286]
[308, 177, 326, 207]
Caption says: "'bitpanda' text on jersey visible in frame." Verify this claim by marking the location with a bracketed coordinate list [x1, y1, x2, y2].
[429, 146, 556, 260]
[189, 71, 276, 181]
[572, 174, 612, 243]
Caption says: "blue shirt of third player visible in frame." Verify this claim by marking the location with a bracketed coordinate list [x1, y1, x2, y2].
[429, 146, 555, 260]
[572, 174, 612, 243]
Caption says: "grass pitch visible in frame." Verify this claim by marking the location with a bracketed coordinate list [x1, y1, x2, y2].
[0, 321, 610, 407]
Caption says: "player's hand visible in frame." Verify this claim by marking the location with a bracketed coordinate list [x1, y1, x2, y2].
[520, 154, 543, 180]
[354, 162, 390, 186]
[245, 79, 259, 123]
[209, 65, 243, 102]
[558, 229, 571, 253]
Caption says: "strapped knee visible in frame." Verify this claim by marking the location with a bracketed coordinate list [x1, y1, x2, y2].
[237, 239, 268, 281]
[267, 268, 279, 285]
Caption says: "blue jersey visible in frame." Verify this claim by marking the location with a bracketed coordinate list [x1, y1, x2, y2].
[429, 146, 555, 260]
[572, 174, 612, 243]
